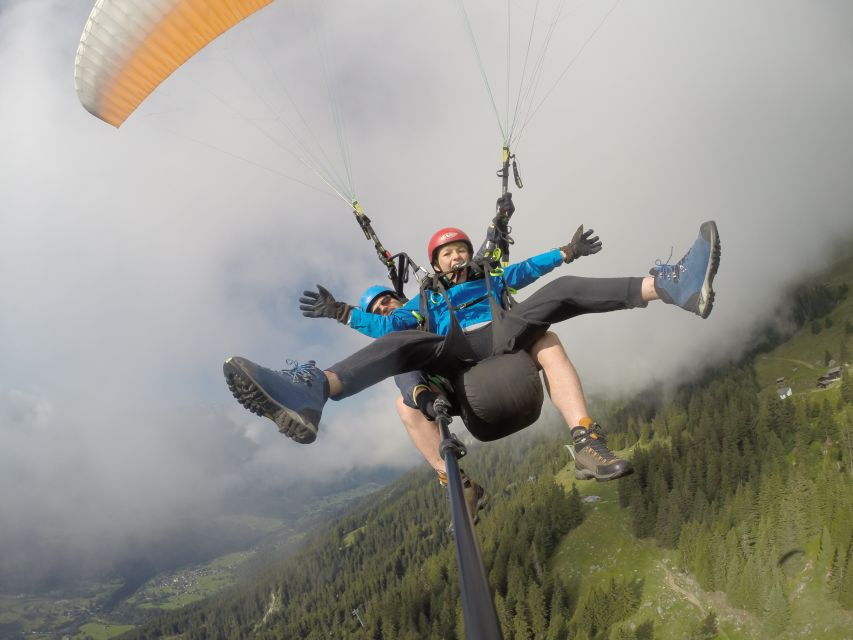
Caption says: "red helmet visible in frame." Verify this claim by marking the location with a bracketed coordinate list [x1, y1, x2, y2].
[427, 227, 473, 265]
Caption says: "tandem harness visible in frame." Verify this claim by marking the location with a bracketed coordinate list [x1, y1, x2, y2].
[416, 260, 545, 442]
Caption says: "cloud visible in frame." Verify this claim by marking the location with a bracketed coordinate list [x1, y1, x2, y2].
[2, 0, 853, 587]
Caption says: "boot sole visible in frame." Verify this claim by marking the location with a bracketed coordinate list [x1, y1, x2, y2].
[223, 357, 317, 444]
[696, 220, 721, 319]
[472, 492, 488, 525]
[575, 465, 635, 482]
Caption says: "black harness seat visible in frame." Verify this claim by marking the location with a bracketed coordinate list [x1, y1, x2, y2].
[420, 261, 546, 442]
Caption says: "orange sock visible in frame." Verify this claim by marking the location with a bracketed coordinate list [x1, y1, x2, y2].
[578, 416, 594, 429]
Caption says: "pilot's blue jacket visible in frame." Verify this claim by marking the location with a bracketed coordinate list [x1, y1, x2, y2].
[349, 249, 564, 338]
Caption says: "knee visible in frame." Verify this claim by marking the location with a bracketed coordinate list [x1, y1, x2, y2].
[553, 274, 581, 288]
[395, 395, 409, 417]
[529, 330, 560, 357]
[540, 330, 560, 348]
[397, 397, 426, 429]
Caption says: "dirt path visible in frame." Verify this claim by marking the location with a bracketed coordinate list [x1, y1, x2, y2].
[664, 569, 704, 613]
[759, 356, 817, 370]
[663, 568, 736, 640]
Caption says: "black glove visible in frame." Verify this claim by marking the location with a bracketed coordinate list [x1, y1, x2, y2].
[496, 193, 515, 218]
[299, 285, 353, 324]
[560, 225, 602, 263]
[415, 388, 439, 421]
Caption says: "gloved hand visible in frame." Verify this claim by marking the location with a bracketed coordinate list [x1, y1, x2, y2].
[560, 225, 602, 263]
[299, 285, 353, 324]
[415, 388, 439, 421]
[496, 192, 515, 218]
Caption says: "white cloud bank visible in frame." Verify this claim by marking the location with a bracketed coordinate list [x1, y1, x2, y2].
[2, 0, 853, 586]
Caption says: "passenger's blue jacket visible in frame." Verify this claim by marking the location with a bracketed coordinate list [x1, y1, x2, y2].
[349, 249, 564, 338]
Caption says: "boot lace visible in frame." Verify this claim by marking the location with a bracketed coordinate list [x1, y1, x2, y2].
[578, 424, 617, 462]
[281, 360, 318, 385]
[652, 248, 687, 282]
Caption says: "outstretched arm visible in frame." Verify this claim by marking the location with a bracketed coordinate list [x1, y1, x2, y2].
[502, 225, 603, 290]
[299, 285, 420, 338]
[559, 225, 602, 263]
[299, 286, 353, 324]
[349, 305, 420, 338]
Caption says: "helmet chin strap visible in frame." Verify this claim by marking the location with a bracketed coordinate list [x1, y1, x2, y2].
[436, 261, 470, 287]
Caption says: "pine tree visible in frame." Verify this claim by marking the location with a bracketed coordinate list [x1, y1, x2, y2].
[527, 582, 548, 639]
[625, 421, 638, 448]
[513, 601, 532, 640]
[611, 624, 635, 640]
[635, 620, 654, 640]
[826, 548, 843, 596]
[839, 546, 853, 609]
[842, 368, 853, 405]
[763, 578, 790, 635]
[545, 610, 568, 640]
[689, 611, 718, 640]
[494, 594, 512, 640]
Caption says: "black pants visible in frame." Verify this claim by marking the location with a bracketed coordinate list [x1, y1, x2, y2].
[328, 275, 645, 399]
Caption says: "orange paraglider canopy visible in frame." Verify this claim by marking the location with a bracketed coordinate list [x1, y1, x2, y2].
[74, 0, 272, 127]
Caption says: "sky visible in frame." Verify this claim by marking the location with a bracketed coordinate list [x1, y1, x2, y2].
[3, 0, 853, 587]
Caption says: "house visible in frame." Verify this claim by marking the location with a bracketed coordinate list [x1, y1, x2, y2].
[777, 387, 792, 399]
[816, 367, 843, 389]
[817, 378, 837, 389]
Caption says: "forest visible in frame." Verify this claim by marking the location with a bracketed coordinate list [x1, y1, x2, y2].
[118, 266, 853, 639]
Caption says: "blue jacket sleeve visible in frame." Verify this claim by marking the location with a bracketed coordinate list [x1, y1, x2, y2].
[348, 299, 421, 338]
[502, 249, 564, 290]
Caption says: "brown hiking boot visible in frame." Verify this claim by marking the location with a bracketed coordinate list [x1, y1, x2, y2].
[444, 469, 488, 534]
[460, 470, 488, 525]
[572, 424, 633, 481]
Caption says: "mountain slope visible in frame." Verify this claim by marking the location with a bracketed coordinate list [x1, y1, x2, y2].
[116, 249, 853, 640]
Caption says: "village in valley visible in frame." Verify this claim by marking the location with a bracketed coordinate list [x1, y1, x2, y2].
[754, 265, 853, 405]
[774, 363, 844, 400]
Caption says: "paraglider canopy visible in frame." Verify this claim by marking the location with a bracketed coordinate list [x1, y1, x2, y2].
[74, 0, 272, 127]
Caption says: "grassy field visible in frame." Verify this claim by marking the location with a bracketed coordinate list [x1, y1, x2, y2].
[0, 580, 121, 638]
[551, 452, 853, 639]
[754, 250, 852, 396]
[343, 525, 367, 547]
[0, 518, 287, 636]
[74, 621, 135, 639]
[552, 466, 748, 639]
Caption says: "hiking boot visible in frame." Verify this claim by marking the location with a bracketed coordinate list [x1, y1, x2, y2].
[445, 470, 488, 534]
[572, 424, 633, 481]
[223, 356, 328, 444]
[650, 220, 721, 318]
[461, 471, 488, 525]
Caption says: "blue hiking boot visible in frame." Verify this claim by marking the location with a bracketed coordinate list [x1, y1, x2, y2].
[223, 356, 328, 444]
[651, 220, 721, 318]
